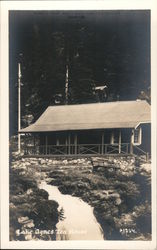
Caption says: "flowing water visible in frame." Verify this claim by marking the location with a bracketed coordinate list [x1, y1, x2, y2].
[39, 181, 104, 240]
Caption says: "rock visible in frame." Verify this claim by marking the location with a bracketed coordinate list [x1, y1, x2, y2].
[73, 160, 78, 164]
[18, 171, 26, 176]
[37, 188, 49, 199]
[30, 161, 36, 165]
[133, 234, 147, 240]
[25, 162, 31, 166]
[41, 164, 48, 168]
[23, 220, 35, 228]
[26, 189, 33, 195]
[18, 216, 29, 224]
[25, 234, 33, 240]
[40, 159, 45, 165]
[30, 200, 59, 228]
[139, 163, 151, 174]
[63, 160, 68, 165]
[87, 160, 91, 165]
[91, 190, 120, 201]
[111, 206, 119, 215]
[114, 213, 136, 228]
[10, 202, 16, 209]
[115, 198, 122, 205]
[15, 229, 20, 236]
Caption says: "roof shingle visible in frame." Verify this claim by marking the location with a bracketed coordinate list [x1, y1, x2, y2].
[20, 100, 151, 133]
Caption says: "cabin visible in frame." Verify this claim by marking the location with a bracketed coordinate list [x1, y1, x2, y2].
[19, 100, 151, 158]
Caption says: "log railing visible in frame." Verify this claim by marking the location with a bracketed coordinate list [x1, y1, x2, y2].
[23, 143, 132, 155]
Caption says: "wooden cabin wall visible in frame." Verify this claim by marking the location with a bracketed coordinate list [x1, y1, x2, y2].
[140, 124, 151, 153]
[39, 133, 45, 146]
[121, 129, 132, 143]
[38, 129, 133, 147]
[77, 130, 101, 144]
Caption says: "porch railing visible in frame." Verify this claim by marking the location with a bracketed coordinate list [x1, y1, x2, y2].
[23, 143, 131, 155]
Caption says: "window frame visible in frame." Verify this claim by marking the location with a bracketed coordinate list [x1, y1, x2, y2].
[110, 130, 120, 145]
[133, 127, 142, 145]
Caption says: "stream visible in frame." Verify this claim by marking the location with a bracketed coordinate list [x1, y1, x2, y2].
[39, 181, 104, 240]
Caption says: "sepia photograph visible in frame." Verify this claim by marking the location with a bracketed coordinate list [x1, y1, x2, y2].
[9, 9, 152, 241]
[1, 1, 157, 249]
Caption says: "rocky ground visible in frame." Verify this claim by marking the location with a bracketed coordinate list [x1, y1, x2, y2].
[10, 157, 60, 241]
[10, 153, 151, 241]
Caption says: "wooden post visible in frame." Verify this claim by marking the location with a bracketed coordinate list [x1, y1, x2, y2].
[45, 135, 48, 155]
[105, 144, 107, 154]
[65, 65, 69, 104]
[98, 145, 101, 154]
[146, 152, 149, 162]
[118, 130, 121, 154]
[74, 134, 77, 155]
[110, 131, 114, 145]
[24, 134, 26, 155]
[126, 143, 129, 154]
[18, 63, 21, 153]
[56, 138, 59, 146]
[26, 133, 28, 155]
[68, 133, 71, 155]
[130, 129, 134, 154]
[101, 131, 104, 154]
[33, 135, 35, 154]
[65, 137, 68, 154]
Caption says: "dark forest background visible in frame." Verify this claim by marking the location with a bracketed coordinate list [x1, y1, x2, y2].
[9, 10, 150, 136]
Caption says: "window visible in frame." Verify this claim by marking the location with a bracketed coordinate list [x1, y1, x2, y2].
[133, 128, 142, 145]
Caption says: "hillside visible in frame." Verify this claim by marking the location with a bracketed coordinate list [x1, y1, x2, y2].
[10, 154, 151, 240]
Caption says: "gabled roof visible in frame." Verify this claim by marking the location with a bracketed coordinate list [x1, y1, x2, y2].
[20, 100, 151, 133]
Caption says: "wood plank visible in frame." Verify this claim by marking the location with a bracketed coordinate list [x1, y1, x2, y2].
[118, 130, 121, 154]
[45, 135, 48, 155]
[101, 131, 104, 154]
[68, 133, 71, 155]
[74, 134, 77, 154]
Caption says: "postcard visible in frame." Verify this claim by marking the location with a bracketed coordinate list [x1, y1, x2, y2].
[0, 1, 157, 249]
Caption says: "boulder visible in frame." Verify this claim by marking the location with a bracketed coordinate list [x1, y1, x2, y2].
[30, 200, 59, 229]
[139, 163, 151, 174]
[26, 189, 33, 195]
[18, 216, 29, 224]
[40, 159, 46, 165]
[24, 234, 33, 241]
[115, 198, 122, 205]
[114, 213, 135, 228]
[62, 160, 68, 164]
[22, 220, 35, 228]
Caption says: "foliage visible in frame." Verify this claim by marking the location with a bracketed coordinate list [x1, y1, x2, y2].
[9, 11, 150, 134]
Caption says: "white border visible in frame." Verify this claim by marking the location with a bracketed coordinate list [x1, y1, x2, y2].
[1, 1, 157, 249]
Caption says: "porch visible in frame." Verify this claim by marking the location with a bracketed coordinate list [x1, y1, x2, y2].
[24, 143, 131, 156]
[20, 128, 149, 159]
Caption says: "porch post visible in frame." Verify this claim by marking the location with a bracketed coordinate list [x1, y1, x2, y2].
[101, 131, 104, 154]
[74, 133, 77, 154]
[130, 129, 134, 154]
[56, 138, 59, 146]
[110, 131, 114, 144]
[33, 134, 36, 154]
[24, 133, 26, 154]
[118, 130, 121, 154]
[65, 136, 68, 154]
[68, 133, 71, 155]
[45, 135, 48, 155]
[26, 133, 28, 154]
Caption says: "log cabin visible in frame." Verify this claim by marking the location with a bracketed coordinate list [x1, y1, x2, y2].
[19, 100, 151, 157]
